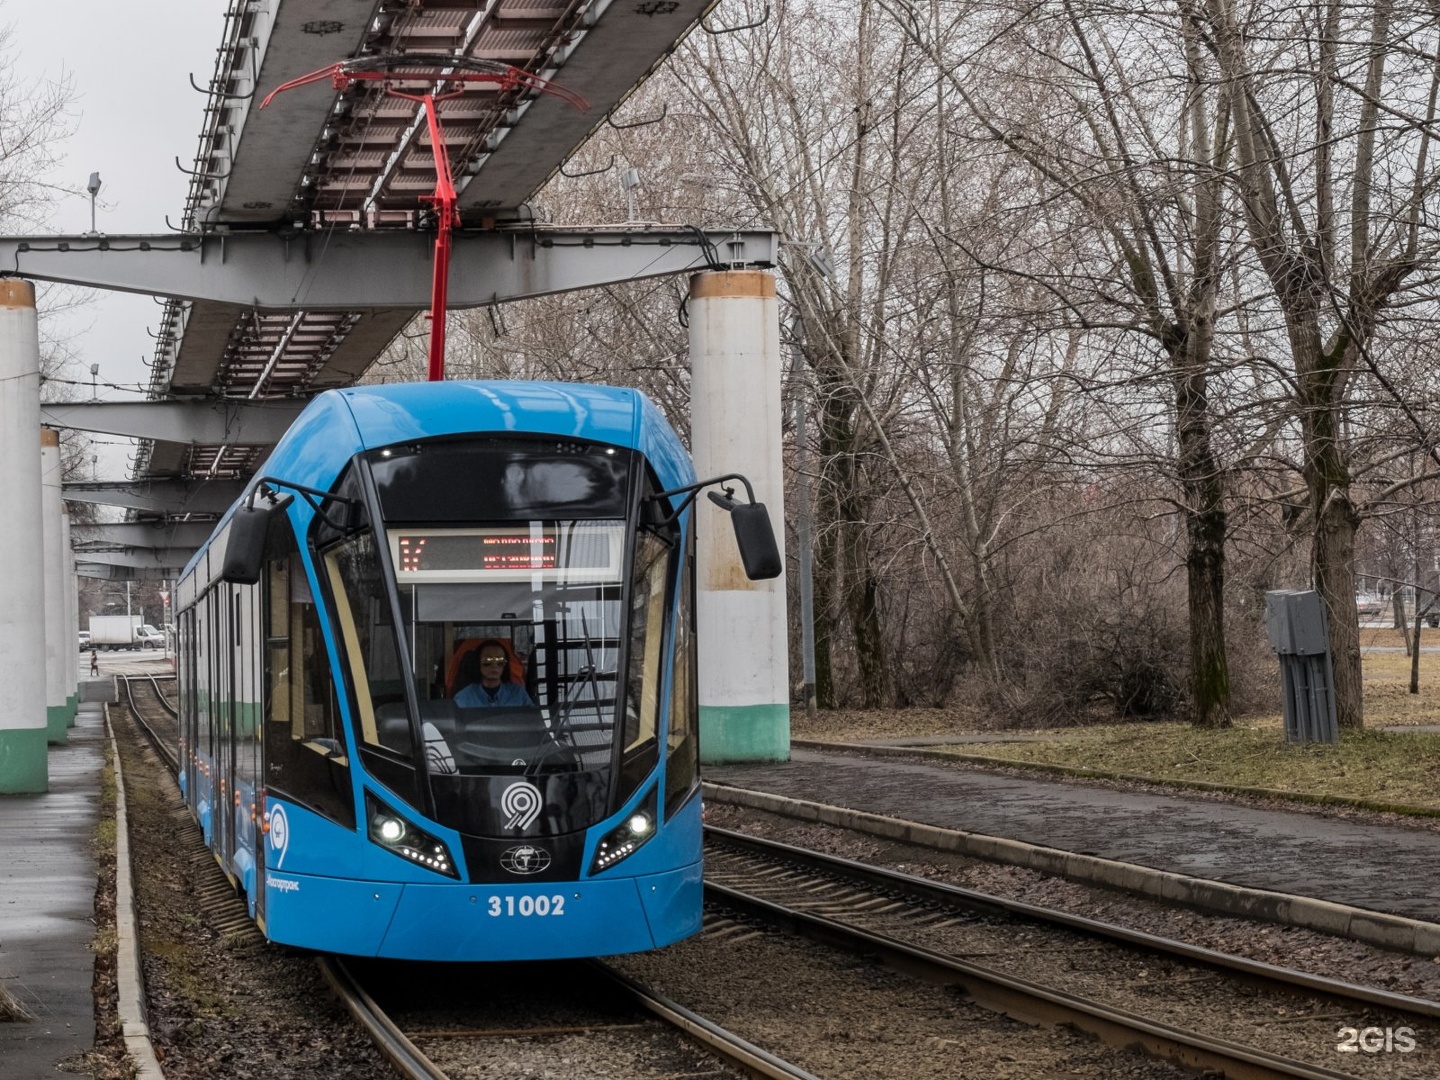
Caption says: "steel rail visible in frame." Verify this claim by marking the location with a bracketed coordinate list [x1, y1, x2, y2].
[704, 837, 1394, 1080]
[589, 961, 824, 1080]
[144, 672, 179, 718]
[706, 826, 1440, 1021]
[117, 677, 442, 1078]
[118, 674, 179, 773]
[322, 955, 815, 1080]
[705, 880, 1364, 1080]
[317, 958, 449, 1080]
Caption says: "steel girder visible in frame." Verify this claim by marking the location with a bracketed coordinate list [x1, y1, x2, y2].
[0, 228, 777, 308]
[72, 549, 195, 573]
[73, 522, 216, 550]
[62, 480, 246, 516]
[75, 562, 180, 582]
[41, 400, 304, 443]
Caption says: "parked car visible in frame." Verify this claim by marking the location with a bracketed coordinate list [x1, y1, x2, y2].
[1355, 594, 1386, 619]
[78, 630, 91, 652]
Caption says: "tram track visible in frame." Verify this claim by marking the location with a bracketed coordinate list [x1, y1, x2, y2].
[114, 673, 1433, 1078]
[702, 827, 1438, 1079]
[109, 683, 818, 1079]
[331, 954, 821, 1080]
[118, 671, 179, 772]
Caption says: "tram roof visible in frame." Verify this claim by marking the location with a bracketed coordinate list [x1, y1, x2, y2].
[272, 380, 692, 486]
[178, 380, 692, 583]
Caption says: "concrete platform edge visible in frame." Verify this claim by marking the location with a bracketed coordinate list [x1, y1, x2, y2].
[106, 706, 166, 1080]
[703, 781, 1440, 958]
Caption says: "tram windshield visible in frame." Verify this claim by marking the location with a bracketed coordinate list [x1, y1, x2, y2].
[394, 520, 626, 768]
[321, 439, 677, 836]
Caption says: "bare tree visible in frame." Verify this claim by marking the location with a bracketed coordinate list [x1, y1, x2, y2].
[0, 17, 72, 231]
[1196, 0, 1440, 726]
[876, 0, 1242, 723]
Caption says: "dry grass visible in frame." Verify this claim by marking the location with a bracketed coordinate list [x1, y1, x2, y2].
[0, 984, 35, 1023]
[793, 635, 1440, 812]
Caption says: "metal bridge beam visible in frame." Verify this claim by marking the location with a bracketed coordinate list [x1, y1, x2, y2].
[72, 549, 195, 573]
[63, 480, 245, 516]
[73, 522, 215, 550]
[41, 400, 304, 444]
[75, 563, 176, 582]
[0, 228, 778, 309]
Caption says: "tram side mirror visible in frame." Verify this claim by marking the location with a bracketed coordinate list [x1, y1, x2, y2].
[732, 503, 783, 579]
[708, 492, 782, 580]
[220, 501, 274, 585]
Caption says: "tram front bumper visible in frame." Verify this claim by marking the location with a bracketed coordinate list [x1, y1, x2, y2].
[261, 862, 702, 961]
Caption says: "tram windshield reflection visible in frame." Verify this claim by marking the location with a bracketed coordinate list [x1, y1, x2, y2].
[393, 521, 625, 780]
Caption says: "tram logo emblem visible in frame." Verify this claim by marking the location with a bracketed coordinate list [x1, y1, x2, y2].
[500, 845, 552, 875]
[500, 781, 543, 830]
[267, 803, 290, 869]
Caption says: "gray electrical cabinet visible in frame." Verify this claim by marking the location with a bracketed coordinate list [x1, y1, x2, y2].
[1264, 590, 1339, 744]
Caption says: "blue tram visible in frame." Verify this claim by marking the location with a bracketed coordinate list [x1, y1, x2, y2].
[173, 381, 778, 961]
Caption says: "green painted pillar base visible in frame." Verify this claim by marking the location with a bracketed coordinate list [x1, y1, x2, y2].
[699, 703, 790, 764]
[46, 704, 69, 745]
[0, 728, 49, 793]
[66, 692, 78, 727]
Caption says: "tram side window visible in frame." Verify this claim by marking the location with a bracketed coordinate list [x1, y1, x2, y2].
[263, 545, 354, 829]
[197, 600, 211, 761]
[323, 530, 414, 758]
[665, 542, 699, 819]
[620, 529, 672, 794]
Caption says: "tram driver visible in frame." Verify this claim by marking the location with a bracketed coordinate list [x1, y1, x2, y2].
[454, 639, 535, 708]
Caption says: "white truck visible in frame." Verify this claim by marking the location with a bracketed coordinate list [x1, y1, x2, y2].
[89, 615, 165, 651]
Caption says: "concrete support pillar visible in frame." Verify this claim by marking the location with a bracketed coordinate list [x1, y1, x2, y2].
[0, 280, 48, 792]
[687, 270, 789, 763]
[42, 429, 68, 743]
[63, 505, 78, 724]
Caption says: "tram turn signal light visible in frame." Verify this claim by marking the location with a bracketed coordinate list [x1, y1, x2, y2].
[365, 793, 459, 878]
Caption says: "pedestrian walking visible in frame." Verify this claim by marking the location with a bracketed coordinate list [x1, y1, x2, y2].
[89, 647, 99, 677]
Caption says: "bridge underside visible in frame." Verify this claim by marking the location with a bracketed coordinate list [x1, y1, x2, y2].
[30, 0, 778, 578]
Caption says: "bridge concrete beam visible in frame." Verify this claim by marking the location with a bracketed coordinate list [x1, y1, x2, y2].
[0, 228, 778, 309]
[63, 480, 244, 516]
[75, 563, 177, 582]
[41, 400, 304, 444]
[73, 522, 215, 550]
[72, 549, 194, 573]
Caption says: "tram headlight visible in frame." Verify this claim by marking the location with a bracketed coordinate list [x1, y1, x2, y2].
[365, 793, 458, 879]
[376, 816, 406, 843]
[591, 790, 658, 875]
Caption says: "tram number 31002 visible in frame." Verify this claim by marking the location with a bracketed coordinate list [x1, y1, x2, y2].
[487, 894, 566, 917]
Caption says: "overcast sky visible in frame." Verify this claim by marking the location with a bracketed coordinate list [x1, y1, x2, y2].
[6, 0, 229, 421]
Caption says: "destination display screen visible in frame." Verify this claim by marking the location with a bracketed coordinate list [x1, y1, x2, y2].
[390, 524, 621, 582]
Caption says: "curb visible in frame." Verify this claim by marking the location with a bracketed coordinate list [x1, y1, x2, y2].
[703, 781, 1440, 958]
[791, 738, 1440, 819]
[105, 705, 166, 1080]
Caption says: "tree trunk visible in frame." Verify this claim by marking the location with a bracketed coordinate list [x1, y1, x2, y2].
[1392, 590, 1412, 655]
[1183, 468, 1231, 727]
[1411, 603, 1423, 695]
[815, 359, 892, 707]
[1309, 453, 1364, 728]
[811, 505, 839, 710]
